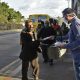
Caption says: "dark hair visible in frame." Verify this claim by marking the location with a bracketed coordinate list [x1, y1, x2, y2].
[62, 8, 75, 16]
[49, 18, 54, 24]
[40, 20, 44, 26]
[53, 19, 58, 25]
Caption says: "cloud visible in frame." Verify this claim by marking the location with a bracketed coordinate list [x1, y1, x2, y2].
[19, 0, 62, 10]
[1, 0, 71, 18]
[20, 0, 69, 18]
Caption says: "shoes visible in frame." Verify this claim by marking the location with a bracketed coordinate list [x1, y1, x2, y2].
[49, 62, 53, 66]
[32, 72, 39, 80]
[49, 59, 54, 66]
[34, 76, 39, 80]
[22, 78, 28, 80]
[43, 60, 48, 63]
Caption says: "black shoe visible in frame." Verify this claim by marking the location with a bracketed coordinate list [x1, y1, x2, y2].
[49, 59, 54, 66]
[49, 62, 53, 66]
[43, 60, 48, 63]
[22, 77, 28, 80]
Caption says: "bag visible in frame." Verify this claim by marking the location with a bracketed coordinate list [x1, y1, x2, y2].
[48, 46, 60, 59]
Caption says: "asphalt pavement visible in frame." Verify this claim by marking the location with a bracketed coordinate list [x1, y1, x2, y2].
[0, 29, 21, 35]
[0, 51, 75, 80]
[0, 30, 75, 80]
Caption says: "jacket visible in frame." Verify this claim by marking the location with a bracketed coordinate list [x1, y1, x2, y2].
[63, 17, 80, 54]
[19, 27, 40, 61]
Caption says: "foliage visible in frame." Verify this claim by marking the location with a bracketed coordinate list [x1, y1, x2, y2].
[0, 2, 24, 29]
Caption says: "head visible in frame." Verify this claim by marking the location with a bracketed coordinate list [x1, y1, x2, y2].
[25, 20, 34, 32]
[40, 20, 44, 26]
[62, 8, 76, 22]
[49, 18, 54, 25]
[53, 19, 58, 25]
[45, 20, 49, 27]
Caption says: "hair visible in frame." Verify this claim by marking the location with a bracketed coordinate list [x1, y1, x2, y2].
[40, 20, 44, 26]
[49, 18, 54, 24]
[53, 19, 58, 25]
[62, 8, 76, 17]
[25, 20, 32, 24]
[25, 20, 32, 27]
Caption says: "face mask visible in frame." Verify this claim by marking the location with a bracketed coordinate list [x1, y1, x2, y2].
[62, 18, 71, 29]
[62, 17, 68, 24]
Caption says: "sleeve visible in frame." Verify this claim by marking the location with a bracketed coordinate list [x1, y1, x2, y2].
[56, 32, 69, 42]
[64, 23, 80, 50]
[37, 28, 43, 39]
[64, 38, 80, 50]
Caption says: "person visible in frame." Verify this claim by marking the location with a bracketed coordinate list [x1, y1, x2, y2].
[36, 20, 44, 34]
[19, 20, 40, 80]
[56, 8, 80, 80]
[61, 22, 69, 36]
[47, 19, 60, 65]
[37, 20, 56, 65]
[49, 18, 54, 26]
[52, 19, 61, 36]
[37, 21, 49, 63]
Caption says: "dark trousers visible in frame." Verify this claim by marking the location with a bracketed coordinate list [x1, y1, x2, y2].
[41, 45, 49, 62]
[22, 57, 39, 80]
[22, 61, 29, 80]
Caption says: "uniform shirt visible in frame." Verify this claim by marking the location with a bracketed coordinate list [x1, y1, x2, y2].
[63, 17, 80, 53]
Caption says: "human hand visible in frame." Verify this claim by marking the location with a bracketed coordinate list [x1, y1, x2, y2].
[54, 42, 66, 48]
[48, 36, 55, 40]
[58, 44, 65, 48]
[28, 32, 33, 35]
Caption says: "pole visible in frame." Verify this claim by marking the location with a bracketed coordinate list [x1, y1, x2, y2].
[66, 0, 70, 8]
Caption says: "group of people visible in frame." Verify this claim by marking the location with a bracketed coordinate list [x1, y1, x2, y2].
[19, 8, 80, 80]
[37, 18, 62, 66]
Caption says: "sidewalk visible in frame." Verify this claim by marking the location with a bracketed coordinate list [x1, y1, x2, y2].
[0, 29, 22, 32]
[0, 76, 20, 80]
[0, 50, 75, 80]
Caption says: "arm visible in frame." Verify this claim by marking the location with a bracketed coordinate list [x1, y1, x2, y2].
[56, 32, 69, 42]
[64, 24, 80, 50]
[64, 38, 80, 50]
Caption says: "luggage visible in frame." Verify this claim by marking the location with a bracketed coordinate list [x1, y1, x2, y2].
[47, 45, 66, 60]
[47, 46, 60, 60]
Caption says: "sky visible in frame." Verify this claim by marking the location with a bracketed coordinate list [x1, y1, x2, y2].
[1, 0, 71, 18]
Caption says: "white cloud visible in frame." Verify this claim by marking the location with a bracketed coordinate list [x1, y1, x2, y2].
[1, 0, 71, 18]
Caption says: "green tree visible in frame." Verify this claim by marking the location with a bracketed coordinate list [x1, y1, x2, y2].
[0, 2, 24, 29]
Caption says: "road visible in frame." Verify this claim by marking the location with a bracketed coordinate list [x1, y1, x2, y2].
[0, 32, 75, 80]
[0, 32, 20, 68]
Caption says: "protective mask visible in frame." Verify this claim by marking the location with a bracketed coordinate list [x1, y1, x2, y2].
[62, 17, 68, 24]
[62, 17, 70, 29]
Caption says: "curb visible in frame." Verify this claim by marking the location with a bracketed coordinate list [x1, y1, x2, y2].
[0, 76, 20, 80]
[0, 29, 22, 33]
